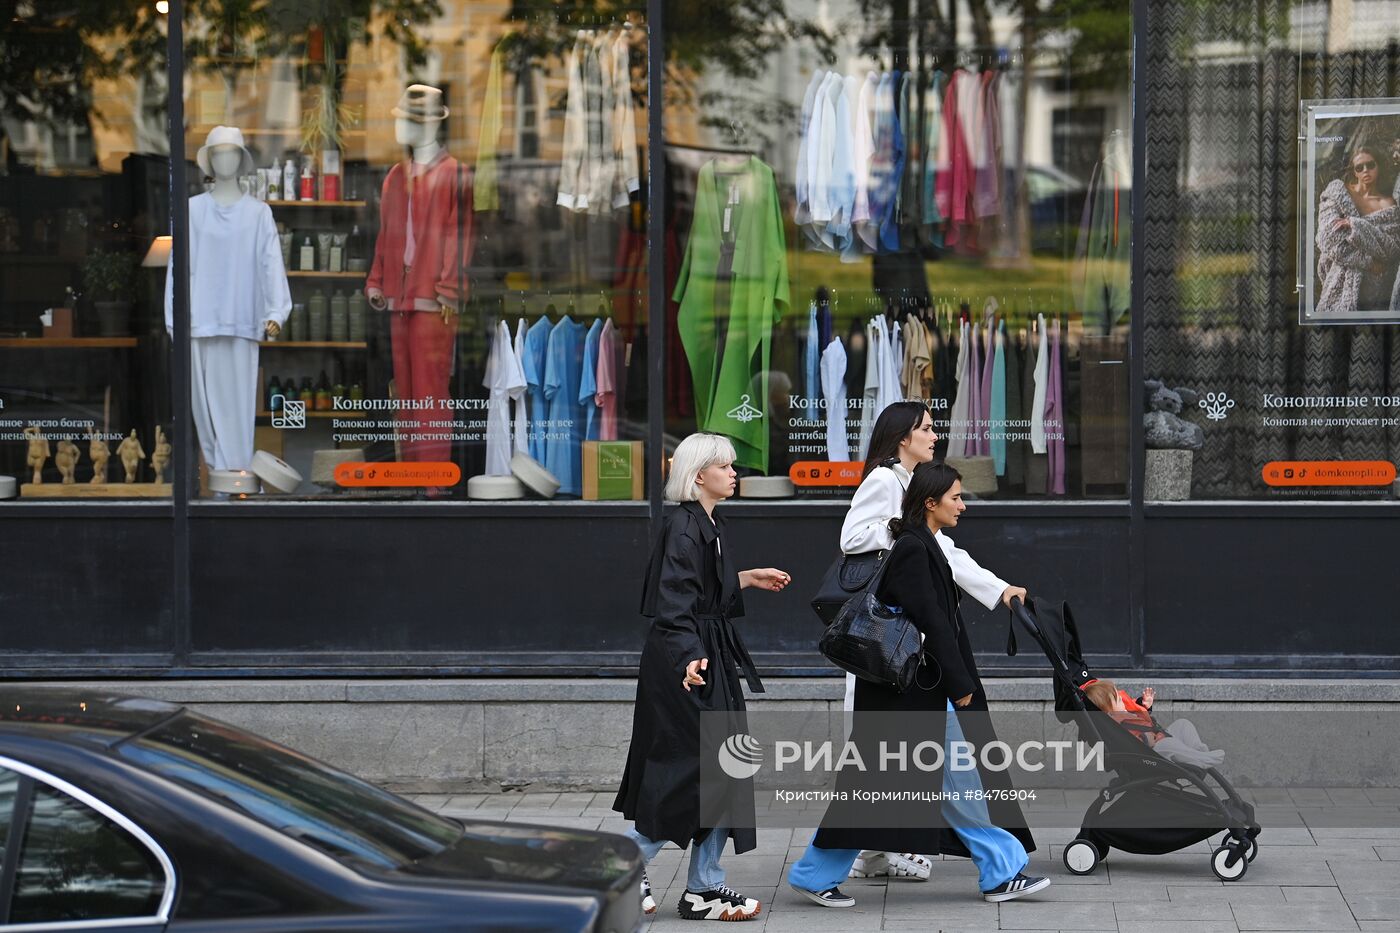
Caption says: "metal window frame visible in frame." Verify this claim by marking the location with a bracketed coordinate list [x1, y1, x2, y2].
[0, 756, 176, 930]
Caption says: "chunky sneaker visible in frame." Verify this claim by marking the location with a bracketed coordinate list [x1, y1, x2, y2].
[849, 850, 931, 880]
[982, 872, 1051, 902]
[790, 883, 856, 908]
[677, 884, 761, 921]
[640, 869, 656, 915]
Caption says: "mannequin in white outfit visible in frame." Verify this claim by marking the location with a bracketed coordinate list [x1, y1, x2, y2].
[839, 401, 1028, 882]
[169, 125, 291, 474]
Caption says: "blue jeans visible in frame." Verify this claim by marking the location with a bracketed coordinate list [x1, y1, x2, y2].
[788, 701, 1027, 893]
[624, 825, 727, 892]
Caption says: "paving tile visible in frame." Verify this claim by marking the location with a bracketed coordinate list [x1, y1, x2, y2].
[1375, 848, 1400, 861]
[1168, 885, 1286, 904]
[1344, 895, 1400, 921]
[1327, 790, 1378, 808]
[1231, 903, 1359, 931]
[1328, 861, 1400, 894]
[1281, 887, 1349, 906]
[998, 900, 1118, 930]
[1366, 791, 1400, 806]
[1107, 853, 1234, 886]
[1115, 923, 1240, 933]
[1292, 790, 1339, 808]
[1358, 923, 1400, 932]
[1027, 883, 1169, 902]
[1114, 901, 1238, 922]
[440, 794, 486, 811]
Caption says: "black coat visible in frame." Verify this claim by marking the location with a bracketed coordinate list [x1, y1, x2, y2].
[613, 502, 763, 854]
[813, 523, 1036, 857]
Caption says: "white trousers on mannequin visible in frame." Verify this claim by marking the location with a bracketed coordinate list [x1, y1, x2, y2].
[191, 336, 258, 472]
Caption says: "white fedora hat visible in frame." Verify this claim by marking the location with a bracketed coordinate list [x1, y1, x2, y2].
[391, 84, 449, 123]
[196, 125, 255, 178]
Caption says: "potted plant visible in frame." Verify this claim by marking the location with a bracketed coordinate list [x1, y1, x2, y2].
[81, 248, 138, 337]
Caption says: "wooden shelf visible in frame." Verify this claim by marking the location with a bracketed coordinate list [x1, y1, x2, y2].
[268, 200, 366, 208]
[260, 341, 366, 349]
[0, 337, 138, 348]
[287, 271, 364, 279]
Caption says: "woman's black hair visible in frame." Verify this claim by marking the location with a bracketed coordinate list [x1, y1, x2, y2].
[887, 461, 962, 538]
[862, 401, 933, 478]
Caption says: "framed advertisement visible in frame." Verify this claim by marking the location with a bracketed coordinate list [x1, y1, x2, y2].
[1300, 98, 1400, 325]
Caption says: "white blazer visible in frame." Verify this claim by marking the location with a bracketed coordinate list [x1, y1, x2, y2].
[840, 462, 1010, 713]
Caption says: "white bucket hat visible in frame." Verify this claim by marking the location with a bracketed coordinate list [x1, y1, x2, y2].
[196, 125, 255, 178]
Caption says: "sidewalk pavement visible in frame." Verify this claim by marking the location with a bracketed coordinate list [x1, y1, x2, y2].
[409, 790, 1400, 932]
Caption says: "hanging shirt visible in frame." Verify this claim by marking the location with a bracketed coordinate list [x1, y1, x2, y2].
[557, 36, 588, 210]
[804, 302, 821, 417]
[990, 321, 1007, 476]
[1074, 130, 1132, 333]
[610, 32, 641, 208]
[543, 315, 587, 495]
[874, 316, 900, 413]
[584, 32, 615, 214]
[826, 77, 855, 250]
[483, 320, 526, 476]
[857, 320, 881, 460]
[1047, 318, 1066, 495]
[820, 337, 849, 462]
[673, 157, 790, 473]
[513, 318, 530, 455]
[474, 43, 505, 211]
[901, 317, 931, 402]
[946, 320, 970, 459]
[166, 193, 291, 340]
[936, 70, 976, 245]
[522, 316, 554, 462]
[366, 150, 467, 312]
[920, 71, 946, 242]
[597, 318, 618, 440]
[794, 70, 826, 228]
[846, 73, 872, 243]
[578, 317, 604, 442]
[975, 70, 1002, 220]
[1030, 313, 1049, 455]
[808, 73, 841, 248]
[854, 72, 881, 252]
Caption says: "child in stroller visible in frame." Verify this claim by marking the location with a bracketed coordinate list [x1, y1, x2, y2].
[1081, 679, 1225, 770]
[1005, 597, 1261, 881]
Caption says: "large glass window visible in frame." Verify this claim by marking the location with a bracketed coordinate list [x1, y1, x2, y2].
[1144, 1, 1400, 502]
[663, 1, 1132, 500]
[0, 5, 171, 501]
[179, 2, 648, 502]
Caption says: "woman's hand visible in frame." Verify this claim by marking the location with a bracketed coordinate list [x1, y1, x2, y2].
[1141, 686, 1154, 709]
[1000, 585, 1028, 608]
[740, 568, 791, 592]
[683, 658, 708, 692]
[954, 693, 973, 708]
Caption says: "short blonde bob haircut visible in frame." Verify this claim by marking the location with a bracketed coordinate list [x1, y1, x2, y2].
[665, 432, 737, 503]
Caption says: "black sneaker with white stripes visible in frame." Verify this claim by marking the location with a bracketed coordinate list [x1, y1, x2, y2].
[676, 884, 761, 921]
[640, 869, 656, 915]
[789, 883, 856, 908]
[981, 872, 1051, 902]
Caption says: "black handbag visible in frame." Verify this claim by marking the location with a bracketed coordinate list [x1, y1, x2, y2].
[818, 551, 927, 693]
[810, 550, 886, 625]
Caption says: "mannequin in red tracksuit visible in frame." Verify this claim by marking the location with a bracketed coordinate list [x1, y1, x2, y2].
[367, 84, 473, 465]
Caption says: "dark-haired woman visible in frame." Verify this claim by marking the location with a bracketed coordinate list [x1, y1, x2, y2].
[838, 401, 1028, 882]
[1318, 144, 1400, 315]
[789, 461, 1045, 908]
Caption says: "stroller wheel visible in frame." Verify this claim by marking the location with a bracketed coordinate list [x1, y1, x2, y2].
[1064, 838, 1100, 876]
[1211, 844, 1249, 881]
[1219, 833, 1259, 863]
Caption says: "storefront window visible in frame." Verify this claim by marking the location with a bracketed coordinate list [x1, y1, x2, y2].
[662, 1, 1132, 500]
[1144, 1, 1400, 502]
[0, 5, 171, 501]
[178, 2, 648, 502]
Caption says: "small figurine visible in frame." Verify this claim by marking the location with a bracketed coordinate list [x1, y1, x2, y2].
[23, 425, 50, 485]
[151, 426, 172, 484]
[89, 430, 110, 484]
[117, 429, 146, 483]
[55, 439, 81, 484]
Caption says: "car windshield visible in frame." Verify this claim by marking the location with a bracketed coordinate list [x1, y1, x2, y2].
[115, 713, 462, 869]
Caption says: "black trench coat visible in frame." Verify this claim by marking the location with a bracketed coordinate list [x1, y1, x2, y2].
[613, 501, 764, 854]
[813, 523, 1036, 857]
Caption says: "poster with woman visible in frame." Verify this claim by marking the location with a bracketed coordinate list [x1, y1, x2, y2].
[1301, 99, 1400, 324]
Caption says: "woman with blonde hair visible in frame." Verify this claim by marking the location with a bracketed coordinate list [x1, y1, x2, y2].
[614, 432, 791, 921]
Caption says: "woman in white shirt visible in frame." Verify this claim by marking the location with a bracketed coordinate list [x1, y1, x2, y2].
[839, 401, 1028, 882]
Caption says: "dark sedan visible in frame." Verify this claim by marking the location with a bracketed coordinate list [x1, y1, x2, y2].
[0, 689, 643, 931]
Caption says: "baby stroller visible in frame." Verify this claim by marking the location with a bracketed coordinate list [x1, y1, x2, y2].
[1007, 597, 1262, 881]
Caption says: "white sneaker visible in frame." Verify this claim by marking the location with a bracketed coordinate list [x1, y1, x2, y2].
[641, 869, 656, 914]
[677, 884, 761, 921]
[982, 872, 1051, 902]
[849, 850, 931, 880]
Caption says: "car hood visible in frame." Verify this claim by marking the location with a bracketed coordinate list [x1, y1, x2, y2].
[400, 817, 640, 894]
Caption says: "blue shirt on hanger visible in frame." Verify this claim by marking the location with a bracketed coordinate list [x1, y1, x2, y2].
[543, 315, 587, 496]
[522, 316, 554, 462]
[579, 317, 604, 442]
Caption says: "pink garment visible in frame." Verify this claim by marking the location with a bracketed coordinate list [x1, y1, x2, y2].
[966, 318, 985, 456]
[1046, 318, 1066, 494]
[390, 309, 458, 466]
[978, 318, 996, 455]
[597, 318, 618, 440]
[975, 71, 1002, 219]
[935, 70, 975, 245]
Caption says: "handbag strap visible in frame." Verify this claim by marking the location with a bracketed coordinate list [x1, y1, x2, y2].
[863, 540, 896, 598]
